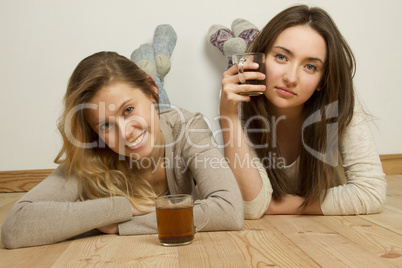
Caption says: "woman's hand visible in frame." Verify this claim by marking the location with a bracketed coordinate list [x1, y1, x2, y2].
[266, 195, 323, 215]
[220, 62, 266, 117]
[131, 204, 155, 216]
[97, 204, 155, 234]
[97, 223, 119, 234]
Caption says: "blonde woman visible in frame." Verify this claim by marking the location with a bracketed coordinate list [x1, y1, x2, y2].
[2, 51, 243, 249]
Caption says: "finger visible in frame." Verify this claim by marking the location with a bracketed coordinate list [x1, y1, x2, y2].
[239, 84, 266, 95]
[237, 71, 266, 83]
[238, 72, 246, 84]
[223, 63, 241, 77]
[221, 88, 251, 103]
[222, 81, 265, 98]
[240, 62, 260, 71]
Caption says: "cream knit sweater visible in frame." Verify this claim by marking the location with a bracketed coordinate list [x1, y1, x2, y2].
[244, 102, 387, 219]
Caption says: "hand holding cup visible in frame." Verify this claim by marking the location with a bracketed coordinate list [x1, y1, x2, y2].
[232, 52, 266, 96]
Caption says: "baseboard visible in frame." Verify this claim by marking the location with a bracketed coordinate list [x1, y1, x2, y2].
[0, 169, 54, 193]
[380, 154, 402, 176]
[0, 154, 401, 193]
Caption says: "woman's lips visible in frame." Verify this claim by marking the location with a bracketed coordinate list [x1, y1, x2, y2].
[126, 131, 147, 150]
[276, 87, 296, 97]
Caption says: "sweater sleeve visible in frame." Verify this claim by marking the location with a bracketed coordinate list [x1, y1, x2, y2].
[320, 102, 387, 215]
[243, 151, 273, 219]
[1, 166, 132, 249]
[180, 113, 244, 230]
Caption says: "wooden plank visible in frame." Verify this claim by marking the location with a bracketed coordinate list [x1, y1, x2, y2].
[380, 154, 402, 175]
[178, 232, 247, 267]
[179, 224, 320, 268]
[386, 196, 402, 210]
[0, 244, 58, 267]
[360, 175, 402, 232]
[0, 169, 54, 192]
[267, 215, 398, 267]
[361, 206, 402, 235]
[52, 234, 179, 267]
[385, 174, 402, 210]
[0, 242, 71, 267]
[387, 174, 402, 196]
[314, 216, 402, 267]
[228, 220, 321, 267]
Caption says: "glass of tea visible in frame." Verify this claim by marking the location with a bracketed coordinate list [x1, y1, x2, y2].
[155, 194, 208, 246]
[232, 52, 266, 96]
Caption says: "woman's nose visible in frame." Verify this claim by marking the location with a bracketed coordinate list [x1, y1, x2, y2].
[283, 64, 298, 86]
[117, 118, 135, 141]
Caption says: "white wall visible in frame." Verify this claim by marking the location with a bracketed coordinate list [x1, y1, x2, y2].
[1, 0, 401, 171]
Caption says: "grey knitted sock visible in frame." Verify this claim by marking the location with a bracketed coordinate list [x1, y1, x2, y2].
[208, 24, 247, 68]
[231, 18, 260, 46]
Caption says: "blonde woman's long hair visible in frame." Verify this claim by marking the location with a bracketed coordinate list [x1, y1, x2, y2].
[55, 51, 159, 209]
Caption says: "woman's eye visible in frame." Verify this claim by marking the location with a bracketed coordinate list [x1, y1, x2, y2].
[305, 64, 318, 72]
[275, 53, 287, 61]
[99, 122, 111, 131]
[124, 106, 134, 115]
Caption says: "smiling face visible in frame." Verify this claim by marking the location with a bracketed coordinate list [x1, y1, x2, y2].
[263, 25, 327, 115]
[86, 82, 161, 159]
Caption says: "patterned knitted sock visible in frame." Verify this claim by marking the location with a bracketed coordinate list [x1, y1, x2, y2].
[208, 24, 247, 69]
[153, 24, 177, 80]
[130, 44, 170, 109]
[231, 18, 260, 46]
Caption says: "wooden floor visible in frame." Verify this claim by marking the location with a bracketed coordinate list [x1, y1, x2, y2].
[0, 174, 401, 267]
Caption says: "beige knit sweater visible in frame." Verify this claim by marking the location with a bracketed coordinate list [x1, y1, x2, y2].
[1, 108, 243, 249]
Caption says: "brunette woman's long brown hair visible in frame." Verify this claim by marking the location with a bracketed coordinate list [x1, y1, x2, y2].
[243, 5, 355, 209]
[55, 51, 159, 209]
